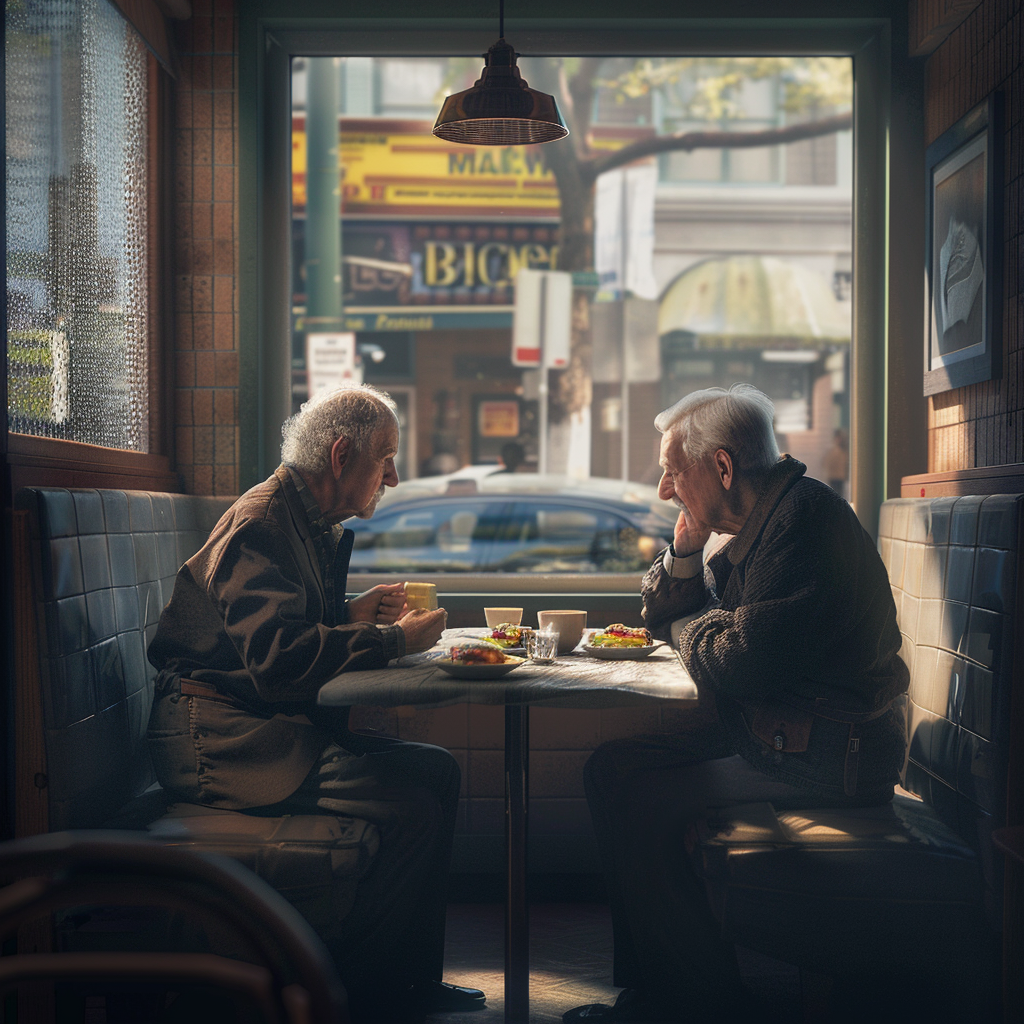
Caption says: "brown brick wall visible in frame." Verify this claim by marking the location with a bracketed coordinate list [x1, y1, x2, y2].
[923, 0, 1024, 471]
[172, 0, 239, 496]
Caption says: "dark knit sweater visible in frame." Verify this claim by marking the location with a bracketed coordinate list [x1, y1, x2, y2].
[641, 457, 908, 802]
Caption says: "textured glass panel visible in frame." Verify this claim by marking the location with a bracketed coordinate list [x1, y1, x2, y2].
[6, 0, 149, 450]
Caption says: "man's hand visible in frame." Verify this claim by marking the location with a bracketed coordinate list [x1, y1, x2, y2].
[349, 583, 407, 625]
[397, 607, 448, 654]
[673, 503, 712, 557]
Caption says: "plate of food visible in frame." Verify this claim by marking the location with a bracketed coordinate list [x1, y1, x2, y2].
[583, 624, 660, 660]
[479, 623, 527, 657]
[436, 644, 527, 679]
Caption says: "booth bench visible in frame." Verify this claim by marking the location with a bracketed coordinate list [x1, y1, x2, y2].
[691, 493, 1020, 1020]
[11, 486, 379, 946]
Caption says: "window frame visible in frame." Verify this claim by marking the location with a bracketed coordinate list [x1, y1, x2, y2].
[2, 34, 178, 494]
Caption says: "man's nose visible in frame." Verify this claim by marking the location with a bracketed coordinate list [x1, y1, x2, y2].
[658, 471, 673, 500]
[385, 460, 399, 487]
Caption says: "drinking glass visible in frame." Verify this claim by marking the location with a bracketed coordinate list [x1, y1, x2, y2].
[528, 631, 559, 663]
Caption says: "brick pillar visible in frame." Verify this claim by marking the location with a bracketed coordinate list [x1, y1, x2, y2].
[173, 0, 239, 495]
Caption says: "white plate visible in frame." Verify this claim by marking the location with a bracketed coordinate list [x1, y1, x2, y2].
[582, 643, 660, 660]
[435, 655, 526, 679]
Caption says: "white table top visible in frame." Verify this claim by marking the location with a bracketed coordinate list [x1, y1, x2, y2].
[317, 628, 698, 710]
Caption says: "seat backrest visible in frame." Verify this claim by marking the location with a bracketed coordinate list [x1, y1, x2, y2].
[14, 488, 234, 832]
[878, 494, 1020, 911]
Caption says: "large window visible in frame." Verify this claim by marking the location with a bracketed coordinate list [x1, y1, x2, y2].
[6, 0, 150, 450]
[288, 50, 856, 516]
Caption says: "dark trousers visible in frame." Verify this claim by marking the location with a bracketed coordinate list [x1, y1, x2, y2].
[261, 732, 461, 1002]
[585, 730, 844, 1019]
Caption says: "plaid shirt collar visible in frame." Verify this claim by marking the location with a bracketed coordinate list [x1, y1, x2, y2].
[281, 465, 346, 620]
[283, 464, 339, 543]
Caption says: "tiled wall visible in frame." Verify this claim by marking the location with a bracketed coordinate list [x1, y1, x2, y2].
[172, 0, 239, 496]
[923, 0, 1024, 471]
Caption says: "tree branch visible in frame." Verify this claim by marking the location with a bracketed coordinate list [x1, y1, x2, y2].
[583, 111, 853, 184]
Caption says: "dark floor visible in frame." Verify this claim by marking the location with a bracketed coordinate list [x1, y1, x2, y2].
[430, 903, 801, 1024]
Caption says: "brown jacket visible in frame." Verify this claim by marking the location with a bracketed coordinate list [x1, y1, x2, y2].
[147, 466, 404, 809]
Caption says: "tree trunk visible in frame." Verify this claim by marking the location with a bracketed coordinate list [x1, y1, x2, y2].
[547, 141, 594, 274]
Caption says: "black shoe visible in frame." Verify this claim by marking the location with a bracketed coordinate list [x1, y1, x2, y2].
[414, 980, 487, 1013]
[562, 1004, 616, 1024]
[562, 990, 674, 1024]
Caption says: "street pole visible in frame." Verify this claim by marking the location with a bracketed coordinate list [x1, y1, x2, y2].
[538, 275, 549, 474]
[619, 174, 630, 482]
[305, 58, 343, 332]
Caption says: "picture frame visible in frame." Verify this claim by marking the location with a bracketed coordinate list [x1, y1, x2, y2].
[923, 93, 1003, 396]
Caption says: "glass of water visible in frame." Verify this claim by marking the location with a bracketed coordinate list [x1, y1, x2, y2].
[528, 630, 559, 663]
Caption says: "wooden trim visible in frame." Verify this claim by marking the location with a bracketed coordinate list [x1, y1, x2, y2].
[7, 434, 181, 492]
[11, 511, 48, 839]
[147, 52, 177, 463]
[110, 0, 177, 75]
[901, 463, 1024, 497]
[147, 49, 162, 458]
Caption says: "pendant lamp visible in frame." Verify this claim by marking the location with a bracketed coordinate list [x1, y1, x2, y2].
[432, 2, 568, 146]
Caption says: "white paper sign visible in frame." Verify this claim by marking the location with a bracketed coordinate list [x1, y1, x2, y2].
[306, 332, 363, 398]
[512, 268, 571, 369]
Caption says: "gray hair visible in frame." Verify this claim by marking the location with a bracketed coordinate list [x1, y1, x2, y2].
[281, 382, 399, 475]
[654, 383, 779, 479]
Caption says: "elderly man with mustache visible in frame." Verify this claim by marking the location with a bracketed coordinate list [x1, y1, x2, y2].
[147, 382, 484, 1022]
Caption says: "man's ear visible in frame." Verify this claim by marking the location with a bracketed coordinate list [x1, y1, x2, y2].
[714, 449, 734, 490]
[330, 436, 352, 479]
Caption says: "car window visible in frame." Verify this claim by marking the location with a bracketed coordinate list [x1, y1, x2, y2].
[348, 501, 511, 572]
[487, 502, 666, 573]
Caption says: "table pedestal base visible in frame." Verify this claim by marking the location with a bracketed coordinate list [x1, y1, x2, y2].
[505, 704, 529, 1023]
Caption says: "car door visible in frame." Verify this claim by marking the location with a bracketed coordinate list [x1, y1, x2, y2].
[347, 499, 512, 572]
[495, 501, 652, 573]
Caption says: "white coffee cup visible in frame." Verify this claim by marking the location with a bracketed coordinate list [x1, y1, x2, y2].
[536, 610, 587, 654]
[485, 607, 523, 628]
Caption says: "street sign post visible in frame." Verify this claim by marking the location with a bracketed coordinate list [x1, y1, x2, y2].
[513, 269, 572, 473]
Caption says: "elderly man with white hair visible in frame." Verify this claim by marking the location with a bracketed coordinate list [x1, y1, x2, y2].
[563, 384, 909, 1024]
[148, 383, 485, 1022]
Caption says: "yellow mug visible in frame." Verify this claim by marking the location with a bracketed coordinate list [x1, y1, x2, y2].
[405, 582, 438, 611]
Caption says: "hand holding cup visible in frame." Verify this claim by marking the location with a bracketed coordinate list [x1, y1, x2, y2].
[398, 606, 447, 653]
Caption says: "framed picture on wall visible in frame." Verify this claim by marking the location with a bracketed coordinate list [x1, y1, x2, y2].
[924, 93, 1003, 396]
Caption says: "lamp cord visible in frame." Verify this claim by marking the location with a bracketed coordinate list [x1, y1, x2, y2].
[499, 0, 504, 41]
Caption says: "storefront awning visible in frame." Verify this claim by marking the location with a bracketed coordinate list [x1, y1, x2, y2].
[658, 255, 850, 349]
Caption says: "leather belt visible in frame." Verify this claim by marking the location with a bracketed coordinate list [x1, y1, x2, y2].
[784, 695, 900, 798]
[178, 677, 238, 706]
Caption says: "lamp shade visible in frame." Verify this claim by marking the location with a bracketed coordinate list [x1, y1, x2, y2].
[433, 39, 568, 146]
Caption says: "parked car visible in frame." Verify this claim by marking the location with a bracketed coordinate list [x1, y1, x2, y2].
[348, 474, 678, 574]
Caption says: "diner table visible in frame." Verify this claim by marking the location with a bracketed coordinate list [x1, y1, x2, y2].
[318, 628, 698, 1023]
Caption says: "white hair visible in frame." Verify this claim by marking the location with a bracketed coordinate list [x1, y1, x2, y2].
[654, 383, 779, 479]
[281, 382, 398, 476]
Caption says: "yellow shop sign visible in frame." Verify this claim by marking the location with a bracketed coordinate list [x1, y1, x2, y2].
[424, 241, 558, 287]
[292, 116, 561, 217]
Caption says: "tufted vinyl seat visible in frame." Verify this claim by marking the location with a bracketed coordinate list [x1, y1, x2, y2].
[691, 494, 1018, 1017]
[13, 486, 380, 928]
